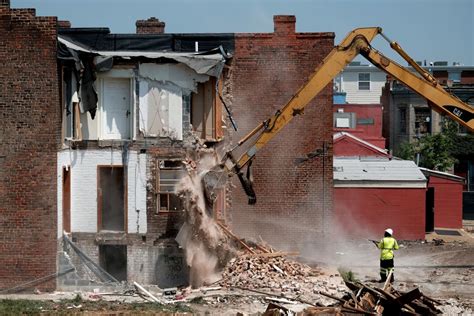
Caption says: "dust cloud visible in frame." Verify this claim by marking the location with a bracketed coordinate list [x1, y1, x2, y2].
[175, 152, 236, 288]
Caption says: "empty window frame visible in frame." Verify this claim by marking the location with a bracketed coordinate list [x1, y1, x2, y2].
[62, 67, 82, 141]
[358, 73, 370, 90]
[191, 78, 223, 140]
[97, 166, 126, 232]
[157, 160, 184, 213]
[414, 108, 431, 135]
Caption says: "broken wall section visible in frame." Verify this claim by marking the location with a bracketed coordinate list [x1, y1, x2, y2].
[57, 44, 227, 288]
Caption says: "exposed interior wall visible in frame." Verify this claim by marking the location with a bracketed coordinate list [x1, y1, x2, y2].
[229, 16, 335, 249]
[334, 187, 426, 240]
[57, 149, 147, 236]
[0, 3, 59, 291]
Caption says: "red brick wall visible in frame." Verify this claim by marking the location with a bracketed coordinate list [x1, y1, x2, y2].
[428, 176, 463, 229]
[333, 104, 385, 148]
[334, 188, 426, 240]
[0, 4, 59, 291]
[229, 16, 334, 248]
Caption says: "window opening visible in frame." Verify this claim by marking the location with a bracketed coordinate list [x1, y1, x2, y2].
[358, 73, 370, 90]
[157, 160, 185, 212]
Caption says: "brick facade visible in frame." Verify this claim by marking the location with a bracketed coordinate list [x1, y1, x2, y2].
[427, 175, 463, 229]
[334, 188, 426, 240]
[0, 2, 59, 291]
[229, 16, 334, 248]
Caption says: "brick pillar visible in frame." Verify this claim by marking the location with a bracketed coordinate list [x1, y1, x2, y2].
[273, 15, 296, 35]
[136, 17, 165, 34]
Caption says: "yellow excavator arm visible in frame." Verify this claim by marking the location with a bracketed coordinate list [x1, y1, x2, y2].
[208, 27, 474, 204]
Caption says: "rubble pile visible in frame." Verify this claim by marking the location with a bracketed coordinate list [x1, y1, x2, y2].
[219, 254, 347, 302]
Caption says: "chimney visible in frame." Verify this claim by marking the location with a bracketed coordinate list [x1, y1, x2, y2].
[273, 15, 296, 35]
[58, 20, 71, 28]
[136, 17, 165, 34]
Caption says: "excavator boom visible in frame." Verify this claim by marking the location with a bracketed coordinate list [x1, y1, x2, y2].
[203, 27, 474, 204]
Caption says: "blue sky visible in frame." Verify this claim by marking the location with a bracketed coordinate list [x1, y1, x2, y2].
[12, 0, 474, 65]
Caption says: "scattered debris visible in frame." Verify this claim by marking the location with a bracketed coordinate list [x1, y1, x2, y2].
[341, 277, 442, 315]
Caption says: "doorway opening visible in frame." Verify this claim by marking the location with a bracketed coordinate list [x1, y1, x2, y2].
[98, 166, 126, 231]
[99, 245, 127, 281]
[62, 167, 71, 233]
[425, 187, 435, 232]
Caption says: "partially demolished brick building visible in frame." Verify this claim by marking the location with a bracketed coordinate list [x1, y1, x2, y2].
[0, 0, 334, 291]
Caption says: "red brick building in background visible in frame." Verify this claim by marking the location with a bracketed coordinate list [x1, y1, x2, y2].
[0, 1, 59, 291]
[230, 16, 334, 247]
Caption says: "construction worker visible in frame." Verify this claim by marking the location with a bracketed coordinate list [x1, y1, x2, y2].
[377, 228, 399, 282]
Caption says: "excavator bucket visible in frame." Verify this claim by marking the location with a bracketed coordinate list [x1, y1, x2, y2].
[201, 161, 257, 206]
[201, 164, 229, 208]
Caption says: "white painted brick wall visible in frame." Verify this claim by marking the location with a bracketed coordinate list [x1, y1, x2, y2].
[57, 149, 147, 237]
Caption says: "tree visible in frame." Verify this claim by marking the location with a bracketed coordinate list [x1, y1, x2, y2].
[395, 119, 458, 172]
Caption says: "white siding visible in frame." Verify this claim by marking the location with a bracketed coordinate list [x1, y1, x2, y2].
[341, 69, 387, 104]
[57, 149, 147, 237]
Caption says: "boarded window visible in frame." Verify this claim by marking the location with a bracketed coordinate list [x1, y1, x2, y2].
[98, 166, 126, 232]
[334, 112, 356, 128]
[358, 73, 370, 90]
[157, 160, 184, 212]
[191, 78, 223, 140]
[139, 81, 183, 140]
[101, 78, 132, 140]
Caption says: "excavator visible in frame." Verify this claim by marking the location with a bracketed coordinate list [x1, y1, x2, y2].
[202, 27, 474, 205]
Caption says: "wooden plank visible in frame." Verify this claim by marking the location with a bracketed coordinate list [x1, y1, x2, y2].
[217, 222, 255, 254]
[395, 288, 422, 307]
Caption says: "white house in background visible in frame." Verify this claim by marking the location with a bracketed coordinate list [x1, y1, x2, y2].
[334, 63, 387, 104]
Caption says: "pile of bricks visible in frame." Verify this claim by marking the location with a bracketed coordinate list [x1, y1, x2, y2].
[219, 254, 347, 303]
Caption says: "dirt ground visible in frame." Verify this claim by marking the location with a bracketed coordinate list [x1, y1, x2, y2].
[1, 229, 473, 315]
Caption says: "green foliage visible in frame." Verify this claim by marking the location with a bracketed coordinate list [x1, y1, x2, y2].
[417, 132, 456, 171]
[395, 141, 417, 161]
[395, 119, 462, 172]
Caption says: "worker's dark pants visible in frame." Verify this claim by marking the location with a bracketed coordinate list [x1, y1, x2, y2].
[380, 259, 394, 282]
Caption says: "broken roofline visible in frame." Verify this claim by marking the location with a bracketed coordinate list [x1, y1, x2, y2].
[58, 36, 228, 77]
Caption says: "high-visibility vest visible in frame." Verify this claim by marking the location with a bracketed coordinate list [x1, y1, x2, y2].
[378, 237, 399, 260]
